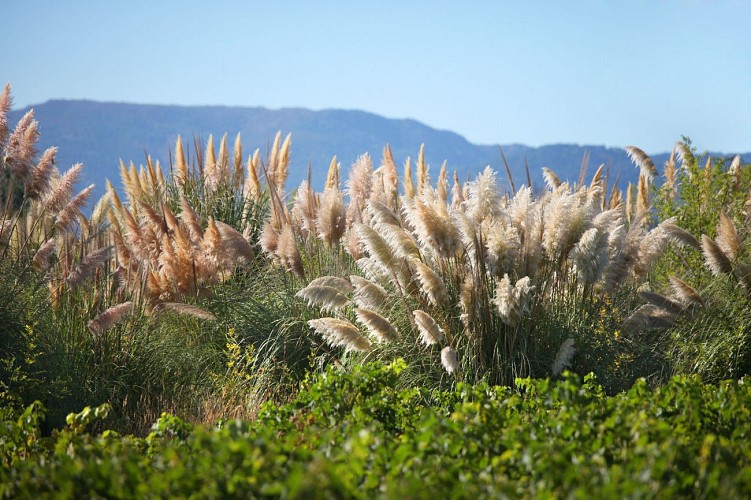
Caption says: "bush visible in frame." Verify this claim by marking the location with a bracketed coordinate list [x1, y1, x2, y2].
[2, 362, 750, 497]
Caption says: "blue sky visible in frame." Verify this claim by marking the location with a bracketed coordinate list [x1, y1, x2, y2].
[2, 1, 749, 153]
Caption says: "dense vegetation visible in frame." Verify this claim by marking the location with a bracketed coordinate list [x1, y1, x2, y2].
[2, 83, 750, 496]
[3, 362, 751, 498]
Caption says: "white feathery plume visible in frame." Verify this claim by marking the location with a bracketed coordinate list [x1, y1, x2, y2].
[484, 219, 521, 277]
[296, 284, 350, 312]
[343, 226, 366, 260]
[379, 223, 421, 260]
[542, 187, 590, 261]
[661, 222, 701, 250]
[345, 153, 373, 225]
[493, 275, 535, 326]
[366, 200, 402, 227]
[701, 234, 732, 276]
[316, 187, 346, 246]
[402, 190, 462, 259]
[675, 141, 694, 172]
[462, 166, 503, 224]
[716, 212, 741, 261]
[308, 317, 371, 352]
[356, 222, 396, 268]
[413, 309, 444, 346]
[622, 304, 677, 333]
[307, 276, 355, 293]
[350, 275, 388, 310]
[43, 163, 83, 213]
[356, 257, 390, 283]
[31, 238, 56, 271]
[638, 290, 684, 316]
[441, 346, 459, 374]
[625, 146, 658, 180]
[571, 227, 609, 285]
[552, 338, 575, 376]
[634, 219, 676, 279]
[215, 220, 255, 265]
[412, 258, 449, 307]
[25, 146, 57, 199]
[542, 167, 562, 189]
[355, 307, 399, 342]
[291, 180, 318, 237]
[668, 276, 704, 308]
[509, 184, 533, 229]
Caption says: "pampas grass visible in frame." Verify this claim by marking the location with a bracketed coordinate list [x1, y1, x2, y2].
[153, 302, 216, 321]
[626, 146, 658, 180]
[350, 275, 388, 310]
[440, 345, 459, 374]
[413, 309, 443, 346]
[552, 338, 575, 376]
[307, 317, 371, 352]
[64, 245, 113, 287]
[88, 301, 134, 336]
[668, 276, 704, 308]
[355, 307, 398, 343]
[412, 259, 449, 307]
[296, 284, 350, 312]
[716, 212, 741, 261]
[701, 234, 732, 276]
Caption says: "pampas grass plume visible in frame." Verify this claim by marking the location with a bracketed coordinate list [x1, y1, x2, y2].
[412, 259, 448, 307]
[316, 188, 346, 246]
[31, 238, 56, 271]
[668, 276, 704, 308]
[276, 223, 304, 278]
[662, 222, 700, 250]
[638, 290, 684, 316]
[25, 146, 56, 199]
[356, 222, 395, 268]
[0, 83, 10, 142]
[701, 234, 733, 276]
[441, 346, 459, 374]
[44, 163, 82, 213]
[154, 302, 216, 321]
[308, 317, 371, 352]
[88, 301, 133, 336]
[350, 275, 388, 310]
[308, 276, 355, 293]
[552, 338, 575, 376]
[174, 135, 189, 187]
[413, 309, 443, 346]
[296, 284, 350, 312]
[325, 156, 340, 190]
[626, 146, 658, 180]
[355, 307, 399, 343]
[716, 212, 741, 261]
[56, 184, 94, 230]
[65, 246, 113, 287]
[542, 167, 562, 189]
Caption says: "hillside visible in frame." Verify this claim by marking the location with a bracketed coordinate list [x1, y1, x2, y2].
[8, 100, 749, 198]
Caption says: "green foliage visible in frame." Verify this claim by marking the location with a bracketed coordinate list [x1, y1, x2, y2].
[2, 363, 751, 498]
[648, 138, 751, 382]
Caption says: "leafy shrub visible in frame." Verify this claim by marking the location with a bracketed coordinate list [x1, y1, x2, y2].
[2, 362, 750, 498]
[626, 140, 751, 382]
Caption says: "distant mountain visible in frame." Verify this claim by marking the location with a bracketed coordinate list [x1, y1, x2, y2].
[8, 100, 750, 200]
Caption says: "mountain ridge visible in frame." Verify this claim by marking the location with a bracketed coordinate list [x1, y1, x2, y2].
[8, 100, 750, 199]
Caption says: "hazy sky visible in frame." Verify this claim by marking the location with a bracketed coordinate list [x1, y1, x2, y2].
[2, 1, 749, 153]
